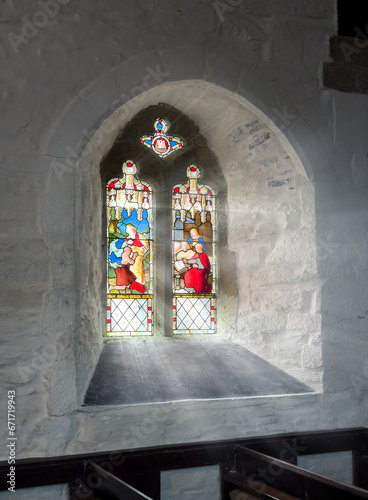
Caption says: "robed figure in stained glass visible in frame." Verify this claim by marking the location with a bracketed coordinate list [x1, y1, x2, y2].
[172, 165, 216, 334]
[182, 242, 212, 293]
[106, 161, 153, 336]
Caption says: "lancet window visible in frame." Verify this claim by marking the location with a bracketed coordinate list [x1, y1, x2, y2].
[106, 161, 153, 336]
[105, 115, 218, 337]
[172, 166, 216, 334]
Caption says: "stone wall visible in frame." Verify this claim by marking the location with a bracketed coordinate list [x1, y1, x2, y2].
[0, 0, 368, 488]
[73, 81, 320, 394]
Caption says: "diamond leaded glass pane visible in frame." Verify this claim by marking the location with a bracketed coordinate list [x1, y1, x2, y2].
[172, 165, 216, 334]
[106, 161, 153, 336]
[110, 298, 151, 335]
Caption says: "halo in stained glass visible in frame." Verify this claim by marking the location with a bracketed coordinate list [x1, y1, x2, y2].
[172, 165, 216, 334]
[106, 161, 153, 336]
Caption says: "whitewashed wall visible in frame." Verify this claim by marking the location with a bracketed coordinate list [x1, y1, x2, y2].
[0, 0, 367, 484]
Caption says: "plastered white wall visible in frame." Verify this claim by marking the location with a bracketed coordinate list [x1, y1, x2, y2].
[0, 0, 367, 484]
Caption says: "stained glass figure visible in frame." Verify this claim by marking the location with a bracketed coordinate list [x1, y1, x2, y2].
[107, 161, 153, 336]
[172, 165, 216, 334]
[140, 118, 183, 158]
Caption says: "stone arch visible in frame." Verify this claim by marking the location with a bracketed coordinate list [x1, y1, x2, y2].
[42, 78, 322, 408]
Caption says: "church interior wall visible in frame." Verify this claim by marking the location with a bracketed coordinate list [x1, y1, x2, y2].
[1, 1, 368, 494]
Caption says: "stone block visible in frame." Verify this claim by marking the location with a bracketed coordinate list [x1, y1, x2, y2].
[274, 330, 310, 347]
[351, 153, 368, 189]
[251, 288, 303, 312]
[267, 228, 316, 266]
[160, 46, 205, 81]
[42, 288, 76, 335]
[46, 362, 78, 416]
[286, 313, 322, 332]
[270, 345, 303, 368]
[237, 312, 286, 335]
[238, 247, 261, 267]
[301, 344, 323, 369]
[2, 365, 37, 384]
[323, 61, 368, 95]
[251, 264, 313, 285]
[272, 20, 304, 66]
[204, 50, 242, 91]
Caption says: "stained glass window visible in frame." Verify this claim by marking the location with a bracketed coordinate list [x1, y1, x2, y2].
[172, 165, 216, 334]
[140, 118, 183, 158]
[106, 161, 153, 336]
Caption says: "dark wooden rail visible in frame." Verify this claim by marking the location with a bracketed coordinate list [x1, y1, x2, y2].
[0, 427, 366, 499]
[223, 446, 368, 500]
[70, 461, 154, 500]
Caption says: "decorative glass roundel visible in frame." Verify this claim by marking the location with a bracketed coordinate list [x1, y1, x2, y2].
[140, 118, 183, 158]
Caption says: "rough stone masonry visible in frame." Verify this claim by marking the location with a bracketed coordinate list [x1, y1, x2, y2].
[0, 0, 368, 497]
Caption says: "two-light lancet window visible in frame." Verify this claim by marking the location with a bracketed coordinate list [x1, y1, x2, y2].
[106, 119, 216, 336]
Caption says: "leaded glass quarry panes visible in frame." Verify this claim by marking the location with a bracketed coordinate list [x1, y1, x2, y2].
[106, 161, 153, 336]
[172, 165, 216, 334]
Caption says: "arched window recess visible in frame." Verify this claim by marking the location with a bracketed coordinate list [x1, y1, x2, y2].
[101, 104, 230, 338]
